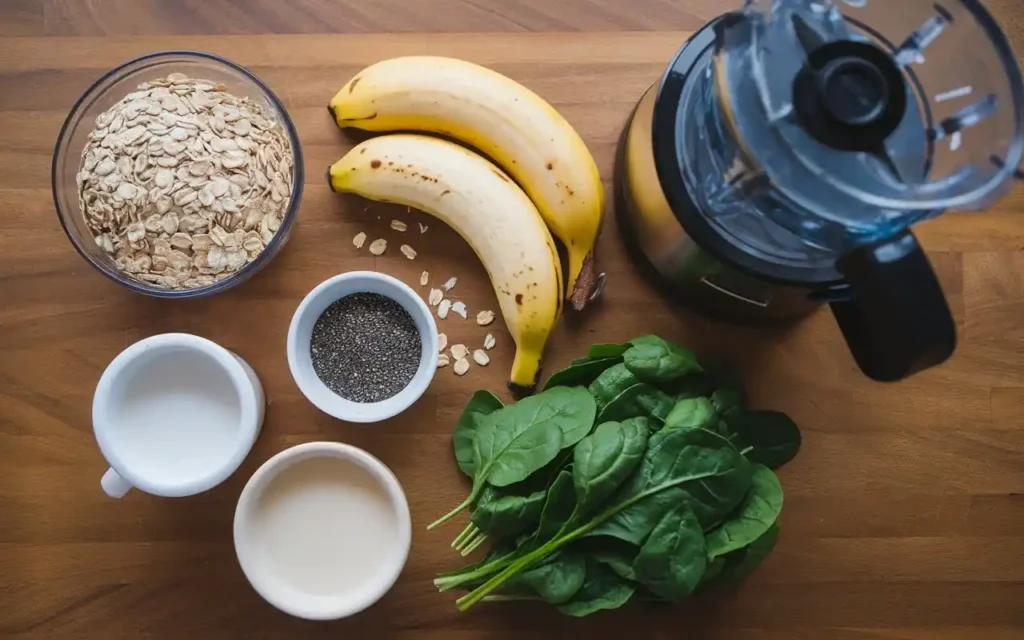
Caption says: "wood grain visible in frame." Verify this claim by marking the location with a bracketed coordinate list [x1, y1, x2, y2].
[1, 2, 1023, 639]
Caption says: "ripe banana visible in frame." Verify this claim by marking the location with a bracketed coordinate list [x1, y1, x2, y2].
[328, 134, 562, 393]
[328, 56, 605, 311]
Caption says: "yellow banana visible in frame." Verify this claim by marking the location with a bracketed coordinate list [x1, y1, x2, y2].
[328, 56, 605, 310]
[328, 134, 562, 393]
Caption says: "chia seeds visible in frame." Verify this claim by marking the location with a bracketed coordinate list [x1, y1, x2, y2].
[310, 292, 422, 403]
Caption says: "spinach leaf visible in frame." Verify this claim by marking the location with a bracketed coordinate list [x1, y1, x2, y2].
[588, 427, 751, 545]
[700, 556, 726, 585]
[588, 363, 640, 412]
[732, 410, 801, 470]
[711, 387, 744, 416]
[532, 469, 577, 544]
[705, 464, 783, 560]
[597, 383, 674, 424]
[453, 428, 752, 611]
[515, 551, 586, 604]
[480, 386, 596, 487]
[429, 387, 594, 529]
[572, 418, 650, 518]
[658, 372, 713, 401]
[663, 397, 716, 431]
[632, 503, 707, 600]
[623, 337, 702, 383]
[544, 357, 621, 390]
[587, 539, 638, 581]
[710, 523, 779, 585]
[550, 387, 600, 450]
[588, 343, 630, 359]
[556, 559, 635, 617]
[471, 488, 548, 538]
[452, 390, 504, 477]
[628, 334, 668, 347]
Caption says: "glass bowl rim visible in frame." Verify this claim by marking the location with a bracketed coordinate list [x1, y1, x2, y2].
[51, 49, 305, 299]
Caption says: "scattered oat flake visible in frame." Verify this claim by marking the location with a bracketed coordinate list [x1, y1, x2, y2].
[438, 333, 448, 352]
[473, 349, 490, 366]
[420, 271, 429, 286]
[437, 299, 452, 319]
[368, 238, 387, 255]
[400, 244, 417, 260]
[437, 354, 450, 368]
[443, 277, 458, 291]
[353, 232, 367, 249]
[453, 358, 470, 376]
[390, 219, 408, 232]
[484, 333, 496, 350]
[451, 301, 467, 319]
[450, 344, 469, 361]
[428, 288, 443, 306]
[476, 310, 495, 326]
[419, 223, 428, 233]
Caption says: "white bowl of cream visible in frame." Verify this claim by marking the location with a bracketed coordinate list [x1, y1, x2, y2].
[233, 442, 411, 620]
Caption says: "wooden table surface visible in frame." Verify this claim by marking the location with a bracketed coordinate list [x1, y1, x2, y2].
[2, 1, 1023, 638]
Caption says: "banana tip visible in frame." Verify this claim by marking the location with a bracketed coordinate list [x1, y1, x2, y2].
[327, 103, 337, 122]
[326, 167, 336, 192]
[507, 380, 537, 399]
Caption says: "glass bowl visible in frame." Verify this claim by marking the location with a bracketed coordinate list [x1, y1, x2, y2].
[52, 51, 304, 298]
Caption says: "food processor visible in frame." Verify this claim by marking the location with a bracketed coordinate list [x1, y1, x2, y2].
[616, 0, 1023, 381]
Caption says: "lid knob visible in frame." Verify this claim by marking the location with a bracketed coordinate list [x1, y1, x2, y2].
[820, 56, 889, 126]
[793, 40, 907, 152]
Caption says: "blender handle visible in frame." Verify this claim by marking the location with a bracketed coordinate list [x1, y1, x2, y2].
[829, 231, 956, 382]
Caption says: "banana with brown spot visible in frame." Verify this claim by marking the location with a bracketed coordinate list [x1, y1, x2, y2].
[328, 56, 605, 310]
[328, 134, 562, 393]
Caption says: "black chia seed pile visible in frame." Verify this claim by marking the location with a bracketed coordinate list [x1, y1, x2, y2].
[310, 292, 422, 403]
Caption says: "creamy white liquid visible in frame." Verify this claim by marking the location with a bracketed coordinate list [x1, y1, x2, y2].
[111, 349, 240, 483]
[249, 456, 399, 596]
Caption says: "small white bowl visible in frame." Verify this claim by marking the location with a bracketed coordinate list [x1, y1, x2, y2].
[287, 271, 438, 422]
[93, 333, 265, 499]
[234, 442, 411, 620]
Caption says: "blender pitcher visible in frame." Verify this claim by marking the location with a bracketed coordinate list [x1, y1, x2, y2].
[616, 0, 1024, 381]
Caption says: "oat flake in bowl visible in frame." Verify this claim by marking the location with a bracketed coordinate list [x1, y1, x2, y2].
[56, 53, 302, 295]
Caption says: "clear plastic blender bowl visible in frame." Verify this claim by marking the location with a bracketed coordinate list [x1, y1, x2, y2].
[685, 0, 1023, 257]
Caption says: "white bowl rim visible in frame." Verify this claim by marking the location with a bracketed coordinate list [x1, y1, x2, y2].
[233, 441, 412, 620]
[286, 271, 438, 423]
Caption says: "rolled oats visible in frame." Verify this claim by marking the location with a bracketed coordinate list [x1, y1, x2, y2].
[77, 73, 294, 289]
[437, 333, 448, 352]
[368, 238, 388, 255]
[437, 299, 452, 319]
[476, 310, 495, 326]
[428, 288, 443, 306]
[437, 354, 450, 368]
[473, 349, 490, 366]
[484, 333, 496, 350]
[419, 271, 429, 286]
[353, 231, 367, 249]
[390, 219, 407, 232]
[453, 358, 470, 376]
[450, 344, 469, 361]
[399, 244, 417, 260]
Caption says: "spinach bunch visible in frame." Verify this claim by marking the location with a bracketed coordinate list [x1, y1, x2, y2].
[431, 335, 801, 616]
